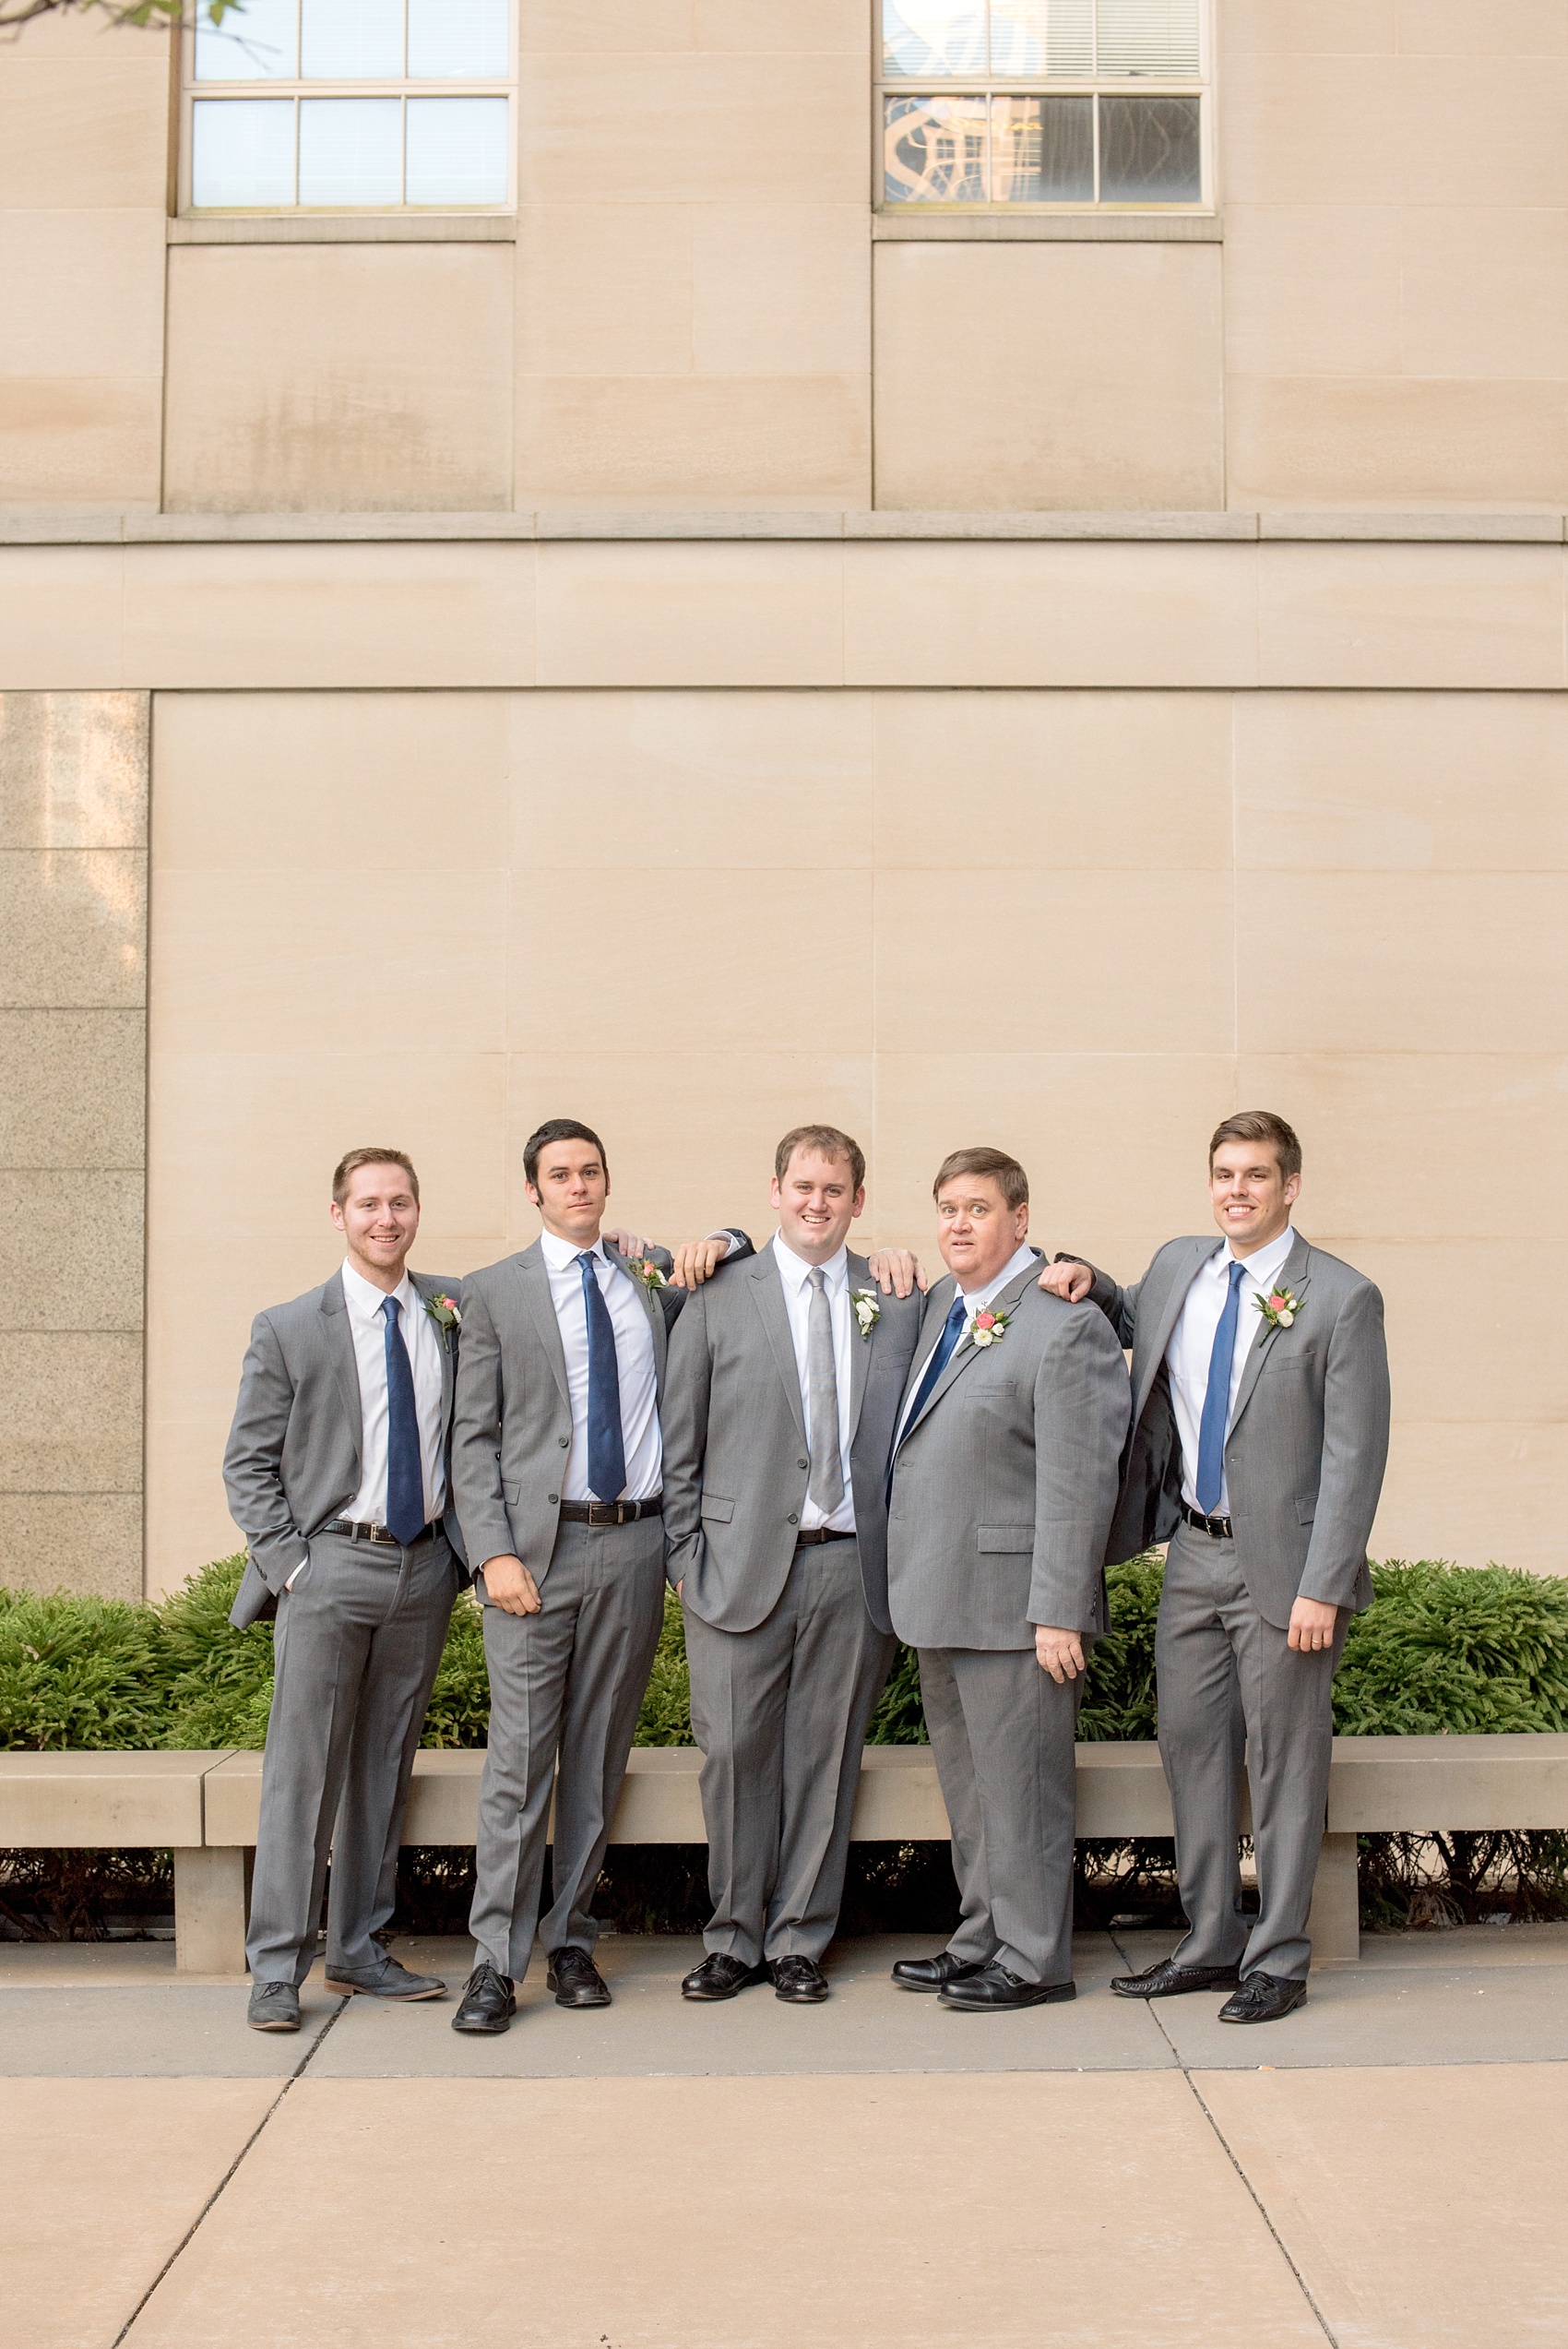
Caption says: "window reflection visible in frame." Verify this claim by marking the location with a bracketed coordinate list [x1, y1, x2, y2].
[406, 94, 508, 201]
[991, 94, 1092, 201]
[191, 98, 295, 204]
[298, 94, 402, 203]
[1098, 93, 1200, 199]
[195, 0, 298, 81]
[407, 0, 508, 78]
[885, 94, 989, 203]
[300, 0, 403, 80]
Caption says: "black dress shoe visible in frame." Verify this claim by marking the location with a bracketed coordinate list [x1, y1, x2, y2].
[891, 1950, 991, 1994]
[1218, 1971, 1308, 2024]
[246, 1980, 300, 2033]
[937, 1961, 1076, 2012]
[548, 1947, 612, 2009]
[680, 1952, 771, 2002]
[451, 1962, 516, 2035]
[1111, 1957, 1242, 2000]
[768, 1955, 829, 2004]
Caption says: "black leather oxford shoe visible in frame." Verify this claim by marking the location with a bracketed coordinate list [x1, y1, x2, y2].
[1111, 1957, 1241, 1999]
[937, 1961, 1076, 2012]
[547, 1947, 612, 2009]
[451, 1962, 517, 2035]
[768, 1955, 829, 2003]
[680, 1952, 771, 2001]
[1218, 1972, 1307, 2024]
[890, 1950, 991, 1994]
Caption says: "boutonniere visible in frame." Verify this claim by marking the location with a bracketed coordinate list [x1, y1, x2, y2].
[850, 1287, 881, 1339]
[1255, 1287, 1301, 1331]
[626, 1256, 669, 1294]
[968, 1306, 1009, 1348]
[422, 1293, 461, 1352]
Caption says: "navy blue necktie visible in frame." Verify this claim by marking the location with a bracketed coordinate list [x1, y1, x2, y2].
[577, 1252, 626, 1502]
[889, 1292, 968, 1494]
[381, 1295, 426, 1546]
[1195, 1260, 1247, 1516]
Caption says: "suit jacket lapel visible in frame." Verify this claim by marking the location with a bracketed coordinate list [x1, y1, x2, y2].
[409, 1270, 455, 1427]
[604, 1239, 669, 1389]
[1228, 1233, 1313, 1437]
[319, 1271, 363, 1467]
[1135, 1237, 1219, 1425]
[902, 1256, 1042, 1445]
[517, 1242, 571, 1407]
[846, 1252, 873, 1442]
[749, 1252, 807, 1443]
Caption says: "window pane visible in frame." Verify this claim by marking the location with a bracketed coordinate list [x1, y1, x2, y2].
[1097, 93, 1200, 198]
[883, 93, 988, 202]
[408, 0, 507, 78]
[1096, 0, 1200, 76]
[191, 98, 295, 204]
[406, 95, 507, 201]
[298, 95, 402, 202]
[991, 94, 1092, 199]
[882, 4, 986, 78]
[300, 0, 403, 79]
[992, 1, 1093, 78]
[195, 0, 298, 81]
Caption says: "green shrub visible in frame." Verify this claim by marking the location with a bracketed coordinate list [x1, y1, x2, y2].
[0, 1590, 167, 1751]
[1335, 1560, 1568, 1735]
[155, 1556, 276, 1750]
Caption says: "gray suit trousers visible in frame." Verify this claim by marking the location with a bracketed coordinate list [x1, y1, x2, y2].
[469, 1515, 666, 1979]
[920, 1644, 1083, 1986]
[685, 1536, 896, 1967]
[1158, 1524, 1348, 1983]
[247, 1527, 457, 1987]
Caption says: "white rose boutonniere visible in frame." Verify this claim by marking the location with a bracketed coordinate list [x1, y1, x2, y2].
[968, 1306, 1009, 1349]
[850, 1287, 881, 1340]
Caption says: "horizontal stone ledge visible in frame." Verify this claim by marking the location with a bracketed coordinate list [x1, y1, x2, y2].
[2, 511, 1563, 548]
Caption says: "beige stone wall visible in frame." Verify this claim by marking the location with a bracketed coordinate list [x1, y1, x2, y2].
[0, 692, 147, 1596]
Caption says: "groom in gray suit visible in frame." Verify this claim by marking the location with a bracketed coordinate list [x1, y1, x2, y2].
[662, 1125, 925, 2003]
[885, 1147, 1130, 2010]
[1043, 1110, 1390, 2021]
[448, 1119, 752, 2033]
[223, 1148, 469, 2031]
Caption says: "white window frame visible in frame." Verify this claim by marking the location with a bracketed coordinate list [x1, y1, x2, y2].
[178, 4, 517, 217]
[873, 1, 1214, 215]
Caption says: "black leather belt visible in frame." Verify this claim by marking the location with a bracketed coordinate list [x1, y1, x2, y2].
[795, 1527, 855, 1546]
[559, 1496, 663, 1526]
[1182, 1501, 1233, 1541]
[322, 1517, 444, 1549]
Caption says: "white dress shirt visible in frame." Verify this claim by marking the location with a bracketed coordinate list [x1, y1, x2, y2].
[1165, 1225, 1297, 1515]
[341, 1259, 447, 1525]
[771, 1232, 857, 1532]
[896, 1240, 1039, 1449]
[540, 1227, 662, 1502]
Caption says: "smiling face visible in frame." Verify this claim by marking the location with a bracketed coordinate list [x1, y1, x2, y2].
[771, 1146, 864, 1264]
[935, 1173, 1030, 1293]
[1208, 1139, 1301, 1258]
[331, 1163, 421, 1290]
[527, 1137, 610, 1246]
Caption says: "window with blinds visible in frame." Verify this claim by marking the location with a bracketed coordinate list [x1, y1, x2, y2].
[879, 0, 1207, 209]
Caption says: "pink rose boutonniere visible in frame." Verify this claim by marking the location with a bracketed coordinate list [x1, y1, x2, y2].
[968, 1306, 1010, 1349]
[423, 1293, 461, 1352]
[1255, 1287, 1301, 1332]
[626, 1257, 669, 1294]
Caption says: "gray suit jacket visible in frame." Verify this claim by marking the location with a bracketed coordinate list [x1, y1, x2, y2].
[222, 1267, 468, 1631]
[661, 1246, 925, 1636]
[885, 1255, 1131, 1651]
[449, 1233, 752, 1593]
[1083, 1230, 1390, 1627]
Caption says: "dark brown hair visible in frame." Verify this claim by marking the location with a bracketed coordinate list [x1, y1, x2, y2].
[524, 1118, 609, 1190]
[1209, 1111, 1302, 1182]
[932, 1146, 1028, 1210]
[332, 1148, 420, 1205]
[774, 1124, 866, 1195]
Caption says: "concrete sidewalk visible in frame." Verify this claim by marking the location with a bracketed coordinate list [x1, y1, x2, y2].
[5, 1925, 1565, 2349]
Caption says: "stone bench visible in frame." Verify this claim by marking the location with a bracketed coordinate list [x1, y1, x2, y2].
[6, 1735, 1568, 1978]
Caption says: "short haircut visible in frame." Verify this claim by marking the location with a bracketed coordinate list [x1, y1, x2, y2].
[333, 1148, 419, 1205]
[774, 1124, 866, 1195]
[524, 1117, 609, 1191]
[932, 1146, 1028, 1210]
[1209, 1110, 1302, 1182]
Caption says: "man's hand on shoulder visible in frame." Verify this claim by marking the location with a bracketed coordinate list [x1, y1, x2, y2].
[865, 1247, 928, 1298]
[1035, 1626, 1087, 1684]
[1288, 1596, 1339, 1654]
[669, 1234, 732, 1289]
[605, 1227, 652, 1262]
[481, 1556, 541, 1616]
[1039, 1258, 1092, 1303]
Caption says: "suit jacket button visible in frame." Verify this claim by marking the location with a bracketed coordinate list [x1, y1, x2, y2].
[798, 1459, 809, 1471]
[558, 1436, 569, 1449]
[548, 1494, 559, 1506]
[787, 1513, 799, 1526]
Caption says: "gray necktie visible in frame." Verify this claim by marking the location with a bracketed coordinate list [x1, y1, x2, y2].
[806, 1266, 845, 1516]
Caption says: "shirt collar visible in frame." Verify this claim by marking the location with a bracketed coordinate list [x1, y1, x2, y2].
[340, 1259, 415, 1322]
[772, 1232, 848, 1291]
[540, 1227, 606, 1272]
[1221, 1225, 1296, 1287]
[957, 1241, 1039, 1315]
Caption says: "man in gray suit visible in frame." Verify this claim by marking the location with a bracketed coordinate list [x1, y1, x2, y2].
[661, 1125, 925, 2004]
[223, 1148, 469, 2032]
[885, 1147, 1130, 2011]
[1043, 1111, 1390, 2021]
[448, 1118, 752, 2033]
